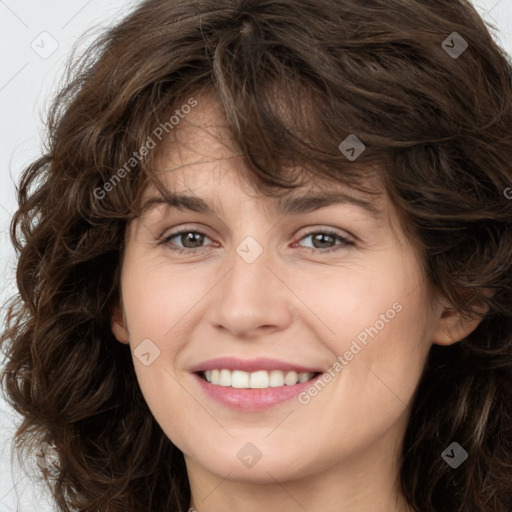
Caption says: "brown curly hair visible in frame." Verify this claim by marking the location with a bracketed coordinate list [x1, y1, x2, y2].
[2, 0, 512, 510]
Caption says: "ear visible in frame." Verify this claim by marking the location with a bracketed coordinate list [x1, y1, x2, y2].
[432, 289, 493, 346]
[111, 303, 130, 345]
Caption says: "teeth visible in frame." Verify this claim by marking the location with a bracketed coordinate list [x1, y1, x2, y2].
[284, 371, 298, 385]
[219, 369, 231, 387]
[298, 372, 311, 383]
[249, 370, 268, 388]
[269, 370, 284, 387]
[232, 370, 250, 388]
[202, 369, 316, 388]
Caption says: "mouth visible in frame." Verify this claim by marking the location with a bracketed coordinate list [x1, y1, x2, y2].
[189, 357, 325, 411]
[196, 369, 322, 389]
[193, 369, 323, 411]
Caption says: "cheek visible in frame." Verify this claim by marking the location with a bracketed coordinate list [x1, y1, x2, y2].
[296, 255, 425, 352]
[118, 258, 189, 407]
[322, 286, 429, 426]
[296, 296, 429, 461]
[299, 252, 430, 411]
[121, 255, 207, 341]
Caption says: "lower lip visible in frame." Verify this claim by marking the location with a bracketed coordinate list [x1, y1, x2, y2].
[192, 372, 323, 411]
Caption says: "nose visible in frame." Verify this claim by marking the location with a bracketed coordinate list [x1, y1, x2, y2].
[208, 238, 293, 339]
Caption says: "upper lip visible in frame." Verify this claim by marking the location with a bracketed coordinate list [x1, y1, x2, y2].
[189, 357, 322, 374]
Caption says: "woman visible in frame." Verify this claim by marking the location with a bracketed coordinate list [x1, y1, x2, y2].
[2, 0, 512, 510]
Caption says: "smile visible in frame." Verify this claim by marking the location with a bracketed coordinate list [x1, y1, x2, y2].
[200, 369, 320, 388]
[189, 356, 325, 411]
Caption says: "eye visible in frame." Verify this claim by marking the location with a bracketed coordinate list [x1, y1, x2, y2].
[293, 229, 355, 253]
[158, 227, 355, 255]
[159, 228, 215, 254]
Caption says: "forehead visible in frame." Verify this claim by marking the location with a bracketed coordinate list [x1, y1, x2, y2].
[140, 92, 387, 222]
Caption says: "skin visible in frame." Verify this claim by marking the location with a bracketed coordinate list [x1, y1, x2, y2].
[111, 93, 484, 512]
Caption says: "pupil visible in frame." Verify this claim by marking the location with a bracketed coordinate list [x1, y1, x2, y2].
[183, 232, 203, 248]
[314, 233, 333, 248]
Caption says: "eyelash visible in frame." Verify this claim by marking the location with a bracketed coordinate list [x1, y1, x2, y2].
[158, 227, 355, 255]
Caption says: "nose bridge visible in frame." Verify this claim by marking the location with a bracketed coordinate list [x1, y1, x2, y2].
[222, 197, 274, 289]
[211, 232, 292, 335]
[225, 233, 272, 304]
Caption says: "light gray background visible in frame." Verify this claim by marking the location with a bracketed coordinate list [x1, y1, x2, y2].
[1, 0, 511, 510]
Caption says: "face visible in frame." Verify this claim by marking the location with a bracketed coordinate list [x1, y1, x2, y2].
[111, 94, 478, 488]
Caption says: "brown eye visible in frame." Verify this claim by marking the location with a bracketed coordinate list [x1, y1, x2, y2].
[160, 229, 213, 254]
[294, 230, 355, 253]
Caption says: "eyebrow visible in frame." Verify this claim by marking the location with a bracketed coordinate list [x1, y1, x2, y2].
[140, 190, 382, 219]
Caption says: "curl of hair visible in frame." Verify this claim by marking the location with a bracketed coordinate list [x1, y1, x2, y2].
[1, 0, 512, 510]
